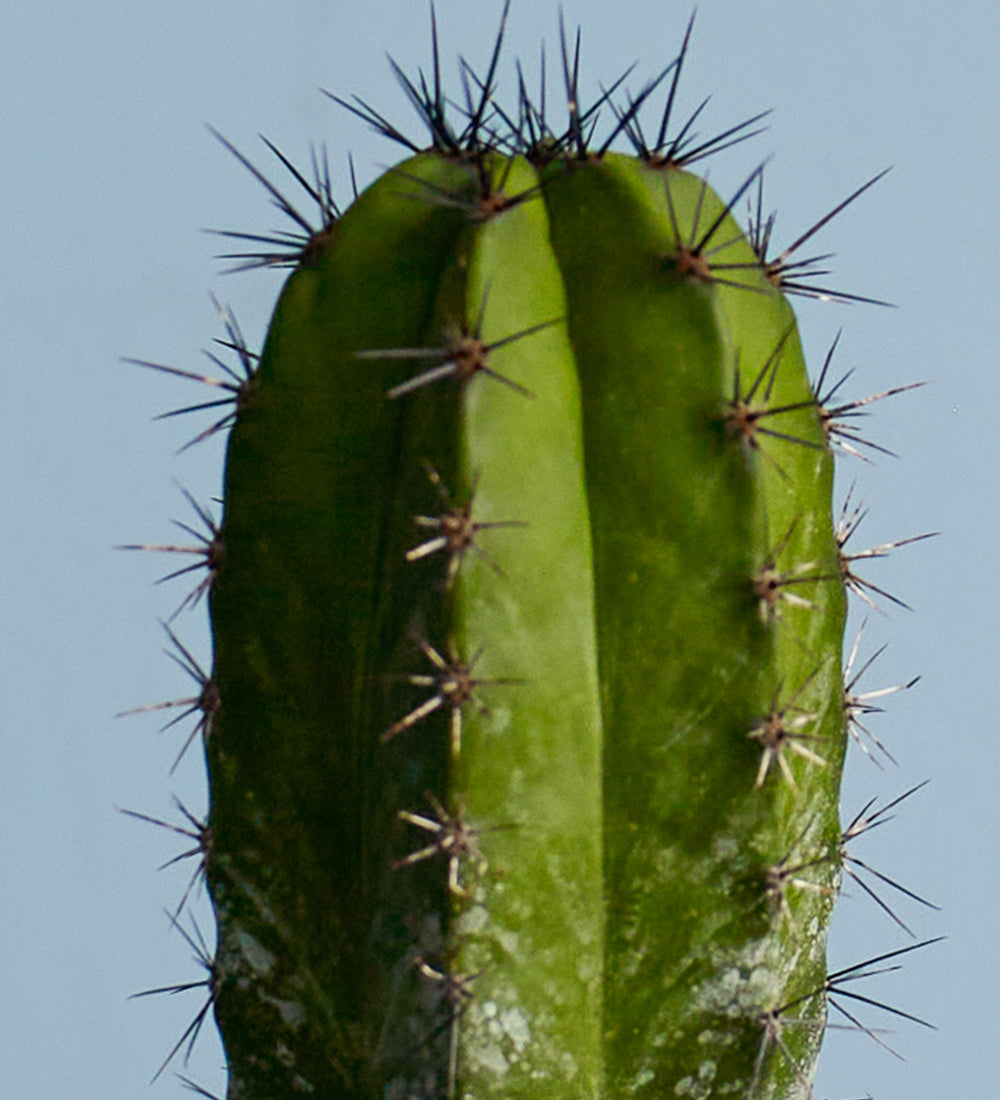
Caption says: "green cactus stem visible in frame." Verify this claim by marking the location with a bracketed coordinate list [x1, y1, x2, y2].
[206, 99, 845, 1100]
[127, 9, 939, 1099]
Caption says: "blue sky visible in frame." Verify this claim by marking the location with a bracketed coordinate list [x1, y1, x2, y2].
[3, 2, 995, 1097]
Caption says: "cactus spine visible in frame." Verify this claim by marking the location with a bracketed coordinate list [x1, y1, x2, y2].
[126, 10, 934, 1099]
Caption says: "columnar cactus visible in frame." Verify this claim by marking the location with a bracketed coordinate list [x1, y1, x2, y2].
[125, 8, 936, 1099]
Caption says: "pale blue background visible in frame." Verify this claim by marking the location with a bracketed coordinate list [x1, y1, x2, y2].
[3, 2, 992, 1096]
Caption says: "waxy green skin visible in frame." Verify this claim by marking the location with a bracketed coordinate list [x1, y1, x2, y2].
[206, 148, 845, 1099]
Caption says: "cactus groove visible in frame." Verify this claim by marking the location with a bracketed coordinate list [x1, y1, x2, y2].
[124, 8, 937, 1100]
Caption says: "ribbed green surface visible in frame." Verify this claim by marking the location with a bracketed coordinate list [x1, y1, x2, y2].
[206, 148, 845, 1099]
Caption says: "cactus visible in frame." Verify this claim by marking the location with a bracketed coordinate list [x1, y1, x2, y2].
[125, 8, 938, 1099]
